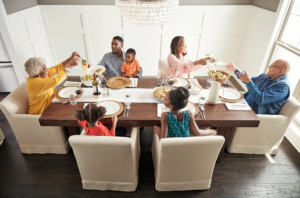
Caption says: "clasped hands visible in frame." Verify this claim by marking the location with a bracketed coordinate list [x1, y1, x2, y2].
[223, 60, 251, 83]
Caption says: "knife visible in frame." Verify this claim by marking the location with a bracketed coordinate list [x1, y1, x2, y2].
[123, 104, 127, 117]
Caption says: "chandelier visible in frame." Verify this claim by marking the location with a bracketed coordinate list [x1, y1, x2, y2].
[115, 0, 179, 25]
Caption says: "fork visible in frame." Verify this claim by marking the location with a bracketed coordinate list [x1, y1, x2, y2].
[157, 78, 161, 86]
[127, 105, 131, 117]
[123, 104, 127, 117]
[200, 105, 206, 119]
[197, 104, 203, 118]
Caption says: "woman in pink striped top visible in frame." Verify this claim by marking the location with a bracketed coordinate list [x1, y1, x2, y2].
[167, 36, 207, 78]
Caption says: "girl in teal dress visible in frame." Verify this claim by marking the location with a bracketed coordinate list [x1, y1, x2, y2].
[154, 87, 216, 139]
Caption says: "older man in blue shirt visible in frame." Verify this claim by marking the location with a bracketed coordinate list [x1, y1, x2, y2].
[98, 36, 142, 78]
[224, 59, 290, 115]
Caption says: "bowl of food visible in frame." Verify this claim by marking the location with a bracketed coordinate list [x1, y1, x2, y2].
[191, 85, 203, 95]
[208, 70, 230, 84]
[152, 86, 174, 102]
[88, 65, 106, 76]
[81, 74, 98, 87]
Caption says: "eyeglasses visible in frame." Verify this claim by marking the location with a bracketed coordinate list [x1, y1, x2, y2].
[270, 65, 281, 69]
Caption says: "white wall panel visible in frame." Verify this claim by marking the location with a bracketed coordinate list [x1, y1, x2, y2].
[89, 34, 122, 65]
[8, 18, 30, 45]
[32, 34, 51, 66]
[202, 14, 245, 30]
[165, 10, 203, 30]
[127, 34, 161, 73]
[26, 14, 42, 36]
[86, 14, 122, 30]
[199, 34, 239, 62]
[18, 41, 35, 67]
[45, 13, 83, 30]
[50, 34, 87, 64]
[127, 23, 162, 31]
[247, 42, 265, 76]
[236, 35, 255, 70]
[247, 15, 262, 35]
[258, 20, 272, 41]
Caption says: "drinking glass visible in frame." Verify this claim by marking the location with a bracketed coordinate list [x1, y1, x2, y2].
[206, 76, 214, 89]
[69, 94, 77, 105]
[161, 78, 167, 86]
[198, 94, 206, 105]
[75, 86, 83, 96]
[125, 94, 131, 106]
[100, 77, 107, 88]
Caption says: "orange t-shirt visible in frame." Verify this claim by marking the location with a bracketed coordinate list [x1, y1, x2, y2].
[78, 120, 115, 136]
[121, 59, 141, 78]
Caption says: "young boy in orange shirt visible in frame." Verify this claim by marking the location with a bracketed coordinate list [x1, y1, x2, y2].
[121, 48, 141, 78]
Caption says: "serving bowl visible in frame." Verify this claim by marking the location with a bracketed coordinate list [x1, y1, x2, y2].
[191, 85, 203, 95]
[81, 75, 98, 87]
[208, 70, 230, 84]
[152, 86, 174, 103]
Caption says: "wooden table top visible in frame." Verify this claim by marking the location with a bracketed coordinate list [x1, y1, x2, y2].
[39, 78, 260, 127]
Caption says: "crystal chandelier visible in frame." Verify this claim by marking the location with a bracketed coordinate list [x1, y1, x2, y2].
[115, 0, 179, 25]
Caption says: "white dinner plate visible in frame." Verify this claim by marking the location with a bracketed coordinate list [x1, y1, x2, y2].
[219, 88, 241, 100]
[97, 101, 120, 115]
[170, 78, 189, 87]
[58, 87, 78, 98]
[181, 101, 196, 113]
[88, 65, 106, 75]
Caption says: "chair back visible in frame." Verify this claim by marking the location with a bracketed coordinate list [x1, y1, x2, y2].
[69, 135, 135, 183]
[158, 59, 168, 78]
[157, 136, 224, 186]
[0, 82, 27, 119]
[279, 96, 300, 125]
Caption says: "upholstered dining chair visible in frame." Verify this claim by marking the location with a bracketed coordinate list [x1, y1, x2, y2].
[69, 127, 140, 192]
[0, 128, 5, 145]
[0, 82, 69, 154]
[226, 96, 300, 155]
[152, 132, 224, 191]
[157, 59, 194, 78]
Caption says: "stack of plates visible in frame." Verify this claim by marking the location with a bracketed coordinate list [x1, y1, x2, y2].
[218, 88, 243, 102]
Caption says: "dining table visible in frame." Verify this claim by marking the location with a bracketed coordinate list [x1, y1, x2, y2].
[39, 77, 260, 163]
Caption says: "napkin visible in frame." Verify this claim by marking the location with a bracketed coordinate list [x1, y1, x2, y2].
[128, 78, 138, 87]
[225, 103, 251, 111]
[63, 81, 82, 87]
[188, 79, 201, 87]
[157, 104, 170, 117]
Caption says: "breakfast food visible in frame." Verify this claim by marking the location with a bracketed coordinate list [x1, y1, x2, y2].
[94, 68, 103, 74]
[208, 71, 228, 79]
[153, 87, 171, 100]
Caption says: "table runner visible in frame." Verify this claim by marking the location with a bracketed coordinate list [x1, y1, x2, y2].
[52, 88, 246, 104]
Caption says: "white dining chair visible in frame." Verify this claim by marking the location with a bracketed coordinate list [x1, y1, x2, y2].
[152, 132, 224, 191]
[0, 82, 70, 154]
[226, 96, 300, 155]
[69, 127, 140, 192]
[157, 59, 194, 78]
[0, 128, 5, 145]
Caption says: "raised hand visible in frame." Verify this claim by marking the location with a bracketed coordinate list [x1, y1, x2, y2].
[69, 52, 81, 67]
[237, 70, 251, 83]
[198, 59, 207, 65]
[111, 114, 118, 125]
[223, 60, 237, 71]
[88, 64, 93, 69]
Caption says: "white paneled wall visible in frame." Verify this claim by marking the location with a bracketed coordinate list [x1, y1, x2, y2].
[39, 5, 251, 76]
[7, 6, 52, 78]
[7, 5, 282, 80]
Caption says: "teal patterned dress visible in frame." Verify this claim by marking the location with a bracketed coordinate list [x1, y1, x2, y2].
[167, 111, 190, 138]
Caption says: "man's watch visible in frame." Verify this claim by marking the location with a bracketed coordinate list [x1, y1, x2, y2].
[64, 68, 71, 73]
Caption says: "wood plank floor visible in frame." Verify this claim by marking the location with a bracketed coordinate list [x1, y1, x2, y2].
[1, 92, 300, 198]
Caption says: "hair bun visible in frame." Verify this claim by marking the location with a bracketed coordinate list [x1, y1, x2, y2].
[175, 87, 190, 100]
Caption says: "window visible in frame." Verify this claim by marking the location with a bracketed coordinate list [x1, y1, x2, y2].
[269, 0, 300, 123]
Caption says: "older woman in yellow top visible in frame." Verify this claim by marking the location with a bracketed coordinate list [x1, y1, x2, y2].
[25, 52, 80, 115]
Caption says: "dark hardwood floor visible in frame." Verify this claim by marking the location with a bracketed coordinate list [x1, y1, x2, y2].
[1, 92, 300, 198]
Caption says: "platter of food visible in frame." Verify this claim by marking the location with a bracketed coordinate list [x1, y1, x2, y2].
[208, 70, 230, 84]
[152, 86, 174, 102]
[202, 54, 226, 66]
